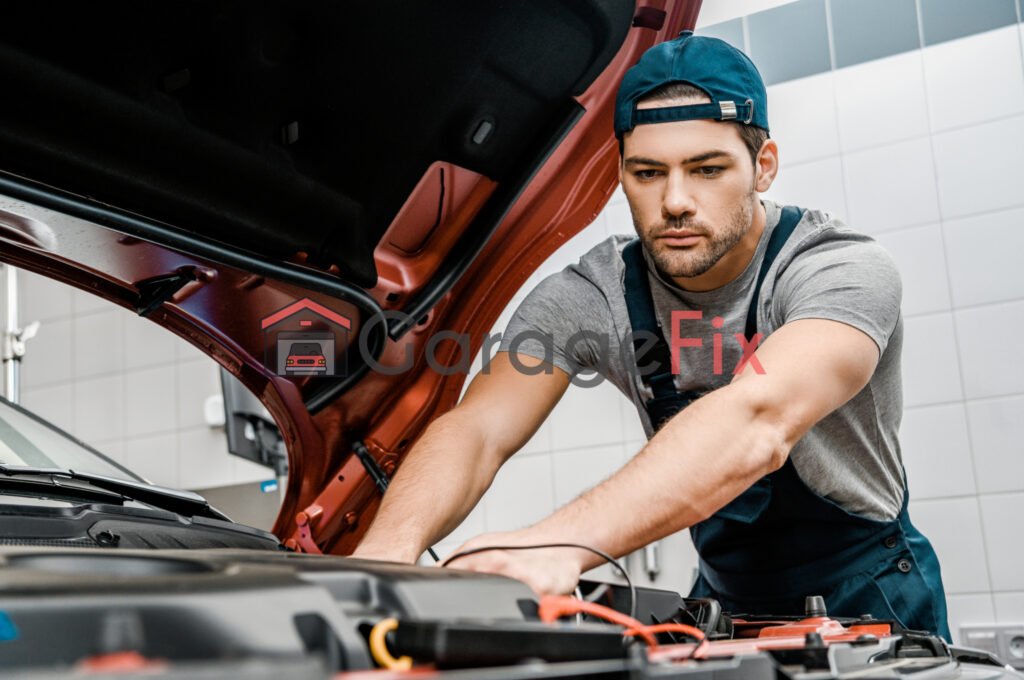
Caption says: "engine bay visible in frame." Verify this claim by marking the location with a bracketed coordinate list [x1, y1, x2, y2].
[0, 547, 1016, 679]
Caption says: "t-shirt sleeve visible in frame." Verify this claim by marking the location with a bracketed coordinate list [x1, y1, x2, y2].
[772, 234, 903, 355]
[497, 267, 612, 376]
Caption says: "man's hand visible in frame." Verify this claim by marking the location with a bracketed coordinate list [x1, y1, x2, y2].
[442, 529, 587, 597]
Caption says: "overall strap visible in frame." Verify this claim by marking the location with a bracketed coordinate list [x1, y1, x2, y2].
[622, 239, 676, 397]
[744, 204, 804, 341]
[622, 205, 805, 402]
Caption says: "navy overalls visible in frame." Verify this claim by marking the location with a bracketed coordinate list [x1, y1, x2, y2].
[621, 206, 951, 640]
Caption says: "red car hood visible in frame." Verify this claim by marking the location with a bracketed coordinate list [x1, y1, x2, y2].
[0, 1, 700, 552]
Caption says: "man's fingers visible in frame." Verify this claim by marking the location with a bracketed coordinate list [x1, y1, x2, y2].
[443, 551, 577, 598]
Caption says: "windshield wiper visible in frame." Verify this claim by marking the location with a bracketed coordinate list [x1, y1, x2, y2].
[0, 464, 228, 521]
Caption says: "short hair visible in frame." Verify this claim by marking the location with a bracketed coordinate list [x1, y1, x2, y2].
[620, 81, 769, 165]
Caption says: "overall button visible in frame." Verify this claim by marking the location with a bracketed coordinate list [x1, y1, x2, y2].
[883, 535, 899, 549]
[897, 558, 912, 574]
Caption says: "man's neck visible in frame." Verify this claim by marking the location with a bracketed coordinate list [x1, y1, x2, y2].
[668, 200, 767, 292]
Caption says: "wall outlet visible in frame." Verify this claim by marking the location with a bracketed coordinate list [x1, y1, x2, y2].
[960, 624, 1024, 669]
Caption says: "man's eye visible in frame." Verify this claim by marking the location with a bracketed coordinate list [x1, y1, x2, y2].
[634, 169, 661, 180]
[698, 166, 723, 177]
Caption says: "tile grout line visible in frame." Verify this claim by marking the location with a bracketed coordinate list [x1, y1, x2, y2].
[719, 4, 1021, 88]
[907, 392, 1024, 411]
[1017, 5, 1024, 91]
[822, 0, 838, 71]
[821, 0, 853, 230]
[740, 16, 751, 59]
[873, 201, 1024, 239]
[915, 489, 1024, 504]
[826, 107, 1024, 160]
[914, 0, 999, 605]
[903, 295, 1024, 321]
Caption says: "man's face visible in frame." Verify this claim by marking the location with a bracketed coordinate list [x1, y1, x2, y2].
[619, 98, 772, 284]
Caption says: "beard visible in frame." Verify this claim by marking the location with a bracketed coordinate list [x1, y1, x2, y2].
[632, 190, 756, 279]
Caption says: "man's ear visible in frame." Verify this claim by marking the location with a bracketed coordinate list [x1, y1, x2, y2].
[754, 139, 779, 193]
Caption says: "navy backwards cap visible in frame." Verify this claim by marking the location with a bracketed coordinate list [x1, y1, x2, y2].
[614, 31, 769, 138]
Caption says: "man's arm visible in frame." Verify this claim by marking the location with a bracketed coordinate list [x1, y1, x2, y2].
[351, 352, 571, 563]
[444, 318, 881, 593]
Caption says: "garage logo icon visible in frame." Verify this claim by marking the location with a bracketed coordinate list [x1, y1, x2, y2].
[260, 298, 351, 378]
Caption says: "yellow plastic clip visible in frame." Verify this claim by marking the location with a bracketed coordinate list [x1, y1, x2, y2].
[368, 618, 413, 671]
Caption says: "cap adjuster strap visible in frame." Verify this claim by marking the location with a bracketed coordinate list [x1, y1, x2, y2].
[631, 101, 755, 128]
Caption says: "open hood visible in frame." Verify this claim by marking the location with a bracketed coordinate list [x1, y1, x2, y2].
[0, 1, 701, 553]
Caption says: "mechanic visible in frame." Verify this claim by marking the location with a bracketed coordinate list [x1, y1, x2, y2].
[353, 32, 951, 640]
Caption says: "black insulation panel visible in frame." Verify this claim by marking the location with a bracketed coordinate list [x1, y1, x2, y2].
[0, 1, 632, 287]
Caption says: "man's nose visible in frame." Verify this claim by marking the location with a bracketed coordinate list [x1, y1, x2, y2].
[662, 171, 696, 218]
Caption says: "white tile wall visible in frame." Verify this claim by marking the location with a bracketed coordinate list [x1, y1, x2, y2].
[123, 313, 179, 371]
[765, 71, 841, 164]
[995, 592, 1024, 621]
[933, 115, 1024, 219]
[551, 443, 626, 507]
[124, 432, 178, 488]
[978, 493, 1024, 591]
[874, 224, 951, 316]
[833, 51, 929, 152]
[900, 403, 977, 499]
[18, 272, 72, 322]
[71, 286, 112, 316]
[911, 498, 992, 594]
[602, 199, 634, 237]
[123, 365, 177, 438]
[73, 374, 123, 445]
[923, 26, 1024, 133]
[956, 300, 1024, 400]
[484, 453, 555, 531]
[21, 383, 73, 435]
[177, 359, 222, 430]
[900, 313, 964, 407]
[966, 396, 1024, 494]
[177, 425, 239, 491]
[20, 317, 73, 387]
[73, 309, 124, 379]
[93, 439, 124, 466]
[947, 594, 997, 645]
[547, 380, 631, 451]
[944, 207, 1024, 308]
[842, 137, 940, 233]
[764, 156, 848, 220]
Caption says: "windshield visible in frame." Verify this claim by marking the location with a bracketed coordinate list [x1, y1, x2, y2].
[0, 396, 143, 482]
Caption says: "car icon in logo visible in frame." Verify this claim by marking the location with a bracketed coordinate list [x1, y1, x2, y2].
[285, 342, 327, 376]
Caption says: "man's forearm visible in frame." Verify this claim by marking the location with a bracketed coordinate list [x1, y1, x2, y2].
[352, 409, 504, 562]
[532, 381, 790, 571]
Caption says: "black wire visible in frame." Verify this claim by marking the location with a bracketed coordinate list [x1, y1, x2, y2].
[441, 542, 636, 620]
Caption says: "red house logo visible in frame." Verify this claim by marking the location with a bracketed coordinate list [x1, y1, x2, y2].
[260, 298, 351, 378]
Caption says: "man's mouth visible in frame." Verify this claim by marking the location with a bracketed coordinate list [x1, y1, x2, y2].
[657, 230, 702, 247]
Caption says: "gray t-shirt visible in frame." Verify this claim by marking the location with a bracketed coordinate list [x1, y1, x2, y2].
[498, 200, 905, 521]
